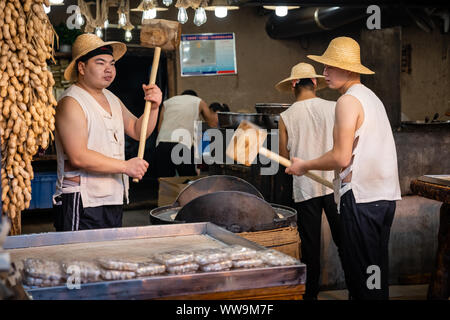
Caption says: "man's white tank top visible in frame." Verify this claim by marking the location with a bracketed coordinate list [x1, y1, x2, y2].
[53, 85, 129, 208]
[280, 97, 336, 202]
[156, 95, 201, 148]
[335, 84, 401, 206]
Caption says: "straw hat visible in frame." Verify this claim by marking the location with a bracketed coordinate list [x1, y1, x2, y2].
[275, 62, 327, 92]
[307, 37, 374, 75]
[64, 33, 127, 81]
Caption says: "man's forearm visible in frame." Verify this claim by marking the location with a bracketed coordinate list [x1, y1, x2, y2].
[69, 149, 127, 175]
[304, 150, 342, 171]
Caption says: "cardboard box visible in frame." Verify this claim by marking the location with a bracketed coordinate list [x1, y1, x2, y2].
[158, 175, 206, 207]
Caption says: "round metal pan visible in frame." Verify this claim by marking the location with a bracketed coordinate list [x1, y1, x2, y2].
[175, 191, 277, 232]
[174, 175, 264, 207]
[149, 192, 297, 232]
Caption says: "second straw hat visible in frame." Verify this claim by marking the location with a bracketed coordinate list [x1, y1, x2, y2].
[275, 62, 327, 92]
[307, 37, 374, 75]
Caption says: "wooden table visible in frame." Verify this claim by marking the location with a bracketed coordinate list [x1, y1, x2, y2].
[410, 176, 450, 300]
[4, 223, 306, 300]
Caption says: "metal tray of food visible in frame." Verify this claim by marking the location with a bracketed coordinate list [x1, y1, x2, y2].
[4, 223, 305, 300]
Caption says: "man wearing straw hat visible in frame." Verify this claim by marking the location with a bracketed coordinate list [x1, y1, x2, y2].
[286, 37, 401, 300]
[276, 62, 342, 300]
[53, 34, 162, 231]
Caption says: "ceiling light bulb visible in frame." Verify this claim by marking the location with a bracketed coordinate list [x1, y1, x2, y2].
[214, 7, 227, 18]
[75, 13, 84, 27]
[125, 30, 132, 42]
[275, 6, 288, 17]
[43, 4, 51, 14]
[95, 27, 103, 38]
[177, 7, 188, 24]
[104, 19, 109, 29]
[162, 0, 172, 6]
[194, 7, 207, 26]
[118, 13, 127, 27]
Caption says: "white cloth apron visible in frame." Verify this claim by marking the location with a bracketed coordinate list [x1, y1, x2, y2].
[280, 97, 336, 202]
[53, 85, 129, 208]
[334, 84, 401, 212]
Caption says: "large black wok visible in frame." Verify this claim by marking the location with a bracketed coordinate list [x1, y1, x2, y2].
[217, 112, 280, 129]
[255, 103, 291, 115]
[217, 112, 265, 129]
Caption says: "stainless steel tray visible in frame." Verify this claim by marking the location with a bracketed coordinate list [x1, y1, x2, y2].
[5, 223, 306, 300]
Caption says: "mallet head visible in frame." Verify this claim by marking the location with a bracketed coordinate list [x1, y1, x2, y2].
[226, 120, 268, 166]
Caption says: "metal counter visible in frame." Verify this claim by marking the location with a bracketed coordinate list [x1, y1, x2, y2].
[4, 223, 306, 300]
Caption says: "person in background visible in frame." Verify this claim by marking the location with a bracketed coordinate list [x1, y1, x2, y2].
[154, 90, 218, 177]
[277, 62, 341, 300]
[54, 34, 162, 231]
[286, 37, 401, 300]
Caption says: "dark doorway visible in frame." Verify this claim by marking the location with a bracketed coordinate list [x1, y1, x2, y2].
[108, 46, 168, 180]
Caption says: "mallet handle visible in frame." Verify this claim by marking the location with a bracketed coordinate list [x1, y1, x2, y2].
[133, 47, 161, 183]
[259, 147, 334, 189]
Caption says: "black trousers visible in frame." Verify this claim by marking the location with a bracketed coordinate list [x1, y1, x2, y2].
[154, 142, 197, 178]
[293, 193, 342, 300]
[53, 193, 123, 231]
[340, 190, 396, 300]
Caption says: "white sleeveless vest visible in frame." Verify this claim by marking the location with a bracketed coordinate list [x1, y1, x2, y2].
[334, 84, 401, 209]
[280, 98, 336, 202]
[53, 85, 129, 207]
[156, 95, 201, 148]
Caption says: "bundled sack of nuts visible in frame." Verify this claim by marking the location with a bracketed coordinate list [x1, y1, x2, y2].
[0, 0, 57, 235]
[98, 257, 166, 278]
[257, 249, 300, 267]
[135, 261, 166, 277]
[222, 245, 264, 269]
[62, 260, 102, 284]
[97, 258, 138, 280]
[154, 250, 199, 275]
[22, 258, 64, 287]
[194, 248, 232, 272]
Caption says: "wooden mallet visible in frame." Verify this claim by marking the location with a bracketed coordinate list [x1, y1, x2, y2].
[226, 120, 334, 189]
[133, 19, 181, 183]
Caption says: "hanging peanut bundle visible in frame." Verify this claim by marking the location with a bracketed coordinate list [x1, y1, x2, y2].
[0, 0, 57, 234]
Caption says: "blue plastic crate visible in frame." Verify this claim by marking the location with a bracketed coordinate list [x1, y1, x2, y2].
[29, 172, 57, 209]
